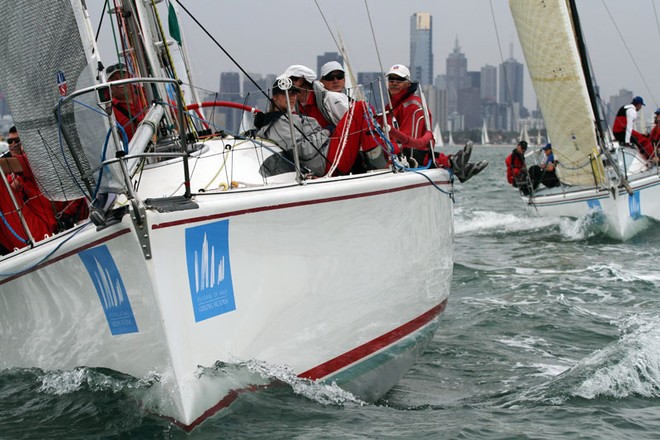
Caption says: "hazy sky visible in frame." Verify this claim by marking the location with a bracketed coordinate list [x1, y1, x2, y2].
[88, 1, 660, 112]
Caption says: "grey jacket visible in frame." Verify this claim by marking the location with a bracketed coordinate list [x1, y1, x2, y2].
[256, 112, 330, 177]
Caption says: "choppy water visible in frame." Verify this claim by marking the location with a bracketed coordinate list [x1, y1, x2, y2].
[3, 146, 660, 439]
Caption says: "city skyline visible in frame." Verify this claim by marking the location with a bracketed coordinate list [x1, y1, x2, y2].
[85, 1, 660, 113]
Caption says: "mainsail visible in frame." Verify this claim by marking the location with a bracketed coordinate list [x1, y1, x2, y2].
[509, 0, 603, 186]
[0, 0, 122, 200]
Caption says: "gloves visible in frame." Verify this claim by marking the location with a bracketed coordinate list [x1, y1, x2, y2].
[390, 128, 434, 149]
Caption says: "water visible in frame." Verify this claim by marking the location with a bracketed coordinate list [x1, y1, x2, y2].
[3, 146, 660, 439]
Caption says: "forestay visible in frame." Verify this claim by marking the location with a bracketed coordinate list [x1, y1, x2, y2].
[0, 0, 124, 200]
[509, 0, 603, 187]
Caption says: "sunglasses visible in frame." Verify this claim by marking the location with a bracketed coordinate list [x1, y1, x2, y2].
[7, 138, 20, 145]
[387, 76, 407, 83]
[322, 73, 345, 81]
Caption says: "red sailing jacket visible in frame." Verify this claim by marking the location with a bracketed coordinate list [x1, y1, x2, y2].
[505, 150, 525, 184]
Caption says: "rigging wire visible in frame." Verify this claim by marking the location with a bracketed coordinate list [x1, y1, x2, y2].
[654, 0, 660, 41]
[600, 0, 656, 106]
[488, 0, 516, 133]
[172, 0, 270, 102]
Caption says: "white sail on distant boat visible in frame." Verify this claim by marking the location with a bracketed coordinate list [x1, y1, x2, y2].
[0, 0, 455, 431]
[448, 123, 454, 147]
[536, 120, 542, 146]
[519, 121, 530, 145]
[481, 119, 490, 145]
[509, 0, 660, 240]
[433, 123, 443, 148]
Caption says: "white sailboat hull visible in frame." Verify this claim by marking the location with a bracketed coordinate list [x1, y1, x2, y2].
[523, 171, 660, 240]
[0, 157, 454, 428]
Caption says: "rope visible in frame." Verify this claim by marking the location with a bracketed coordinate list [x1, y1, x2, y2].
[325, 102, 357, 176]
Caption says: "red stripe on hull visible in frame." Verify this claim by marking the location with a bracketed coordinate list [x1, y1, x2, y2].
[153, 179, 449, 230]
[177, 299, 448, 430]
[299, 299, 447, 380]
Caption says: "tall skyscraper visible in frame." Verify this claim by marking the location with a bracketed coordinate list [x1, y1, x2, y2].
[358, 72, 385, 110]
[499, 44, 524, 113]
[445, 37, 468, 114]
[410, 12, 433, 85]
[480, 65, 497, 103]
[218, 72, 241, 131]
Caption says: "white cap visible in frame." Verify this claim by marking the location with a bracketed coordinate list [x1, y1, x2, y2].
[277, 65, 316, 83]
[320, 61, 344, 78]
[387, 64, 411, 80]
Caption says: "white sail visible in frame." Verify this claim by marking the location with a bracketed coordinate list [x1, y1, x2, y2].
[433, 123, 443, 147]
[448, 124, 454, 147]
[481, 119, 490, 145]
[521, 122, 530, 145]
[510, 0, 602, 186]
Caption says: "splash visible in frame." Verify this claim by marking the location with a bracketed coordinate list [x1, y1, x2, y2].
[38, 367, 159, 396]
[197, 359, 365, 407]
[573, 314, 660, 399]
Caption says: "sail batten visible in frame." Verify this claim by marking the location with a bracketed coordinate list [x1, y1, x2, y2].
[509, 0, 603, 186]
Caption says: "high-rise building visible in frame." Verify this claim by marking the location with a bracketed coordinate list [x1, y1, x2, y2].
[218, 72, 241, 131]
[316, 52, 343, 78]
[480, 65, 497, 103]
[445, 37, 468, 115]
[424, 85, 447, 133]
[242, 73, 276, 111]
[499, 44, 524, 115]
[410, 12, 433, 85]
[358, 72, 385, 110]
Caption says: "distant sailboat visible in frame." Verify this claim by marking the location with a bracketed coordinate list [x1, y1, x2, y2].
[448, 123, 454, 147]
[433, 123, 443, 148]
[519, 122, 530, 144]
[535, 120, 542, 146]
[481, 119, 490, 145]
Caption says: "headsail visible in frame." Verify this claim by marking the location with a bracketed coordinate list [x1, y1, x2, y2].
[509, 0, 603, 186]
[0, 0, 123, 200]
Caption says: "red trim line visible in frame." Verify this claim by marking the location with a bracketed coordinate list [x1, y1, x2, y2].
[299, 299, 447, 380]
[175, 299, 448, 431]
[0, 228, 131, 286]
[153, 179, 449, 230]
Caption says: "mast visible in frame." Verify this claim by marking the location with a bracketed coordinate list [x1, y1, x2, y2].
[567, 0, 606, 146]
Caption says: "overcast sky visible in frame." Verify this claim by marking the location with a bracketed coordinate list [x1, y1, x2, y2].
[88, 1, 660, 112]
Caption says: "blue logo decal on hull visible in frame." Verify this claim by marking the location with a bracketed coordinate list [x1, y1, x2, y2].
[629, 191, 641, 220]
[79, 245, 138, 335]
[587, 199, 602, 211]
[185, 220, 236, 322]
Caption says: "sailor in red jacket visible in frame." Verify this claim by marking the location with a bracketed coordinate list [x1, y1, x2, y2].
[612, 96, 653, 159]
[505, 140, 533, 194]
[384, 64, 487, 182]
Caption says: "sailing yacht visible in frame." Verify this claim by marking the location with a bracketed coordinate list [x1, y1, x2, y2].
[481, 119, 490, 145]
[509, 0, 660, 240]
[0, 0, 454, 430]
